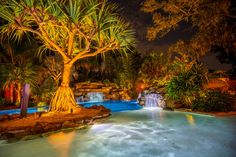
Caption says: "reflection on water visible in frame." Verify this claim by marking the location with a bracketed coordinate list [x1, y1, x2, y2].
[47, 132, 76, 157]
[185, 114, 195, 126]
[37, 107, 46, 112]
[0, 109, 236, 157]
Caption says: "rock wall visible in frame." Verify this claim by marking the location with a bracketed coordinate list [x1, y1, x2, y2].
[74, 82, 131, 101]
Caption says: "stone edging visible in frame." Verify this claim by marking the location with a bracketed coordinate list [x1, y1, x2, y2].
[0, 112, 111, 141]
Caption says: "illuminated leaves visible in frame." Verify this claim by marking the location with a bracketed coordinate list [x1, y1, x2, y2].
[141, 0, 235, 58]
[0, 0, 135, 63]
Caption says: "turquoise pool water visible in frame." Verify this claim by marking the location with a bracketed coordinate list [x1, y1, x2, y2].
[0, 100, 142, 115]
[0, 108, 236, 157]
[79, 100, 142, 112]
[0, 106, 48, 115]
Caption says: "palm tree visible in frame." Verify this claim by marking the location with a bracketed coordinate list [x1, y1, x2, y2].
[0, 0, 135, 112]
[0, 40, 38, 105]
[0, 40, 15, 103]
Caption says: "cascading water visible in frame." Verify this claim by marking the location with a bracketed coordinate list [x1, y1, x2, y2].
[145, 93, 159, 108]
[138, 91, 166, 108]
[87, 92, 104, 102]
[76, 96, 84, 103]
[76, 92, 104, 104]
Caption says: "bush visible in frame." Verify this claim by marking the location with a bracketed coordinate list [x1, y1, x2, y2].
[28, 101, 37, 107]
[166, 63, 208, 106]
[103, 79, 110, 84]
[0, 98, 5, 106]
[192, 90, 234, 112]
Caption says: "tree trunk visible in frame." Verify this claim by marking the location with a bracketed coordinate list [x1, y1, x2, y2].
[4, 86, 10, 102]
[61, 63, 72, 87]
[20, 84, 30, 118]
[49, 62, 79, 112]
[9, 83, 14, 103]
[16, 82, 21, 106]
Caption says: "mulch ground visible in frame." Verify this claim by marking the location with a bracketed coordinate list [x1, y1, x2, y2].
[0, 106, 111, 140]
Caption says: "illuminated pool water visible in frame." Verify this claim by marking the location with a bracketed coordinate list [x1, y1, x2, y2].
[0, 109, 236, 157]
[79, 100, 142, 112]
[0, 106, 48, 115]
[0, 100, 141, 115]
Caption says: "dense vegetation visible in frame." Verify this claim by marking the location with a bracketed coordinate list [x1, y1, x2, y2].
[0, 0, 135, 112]
[192, 90, 234, 112]
[0, 0, 235, 112]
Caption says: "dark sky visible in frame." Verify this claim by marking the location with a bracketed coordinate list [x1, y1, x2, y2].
[109, 0, 192, 55]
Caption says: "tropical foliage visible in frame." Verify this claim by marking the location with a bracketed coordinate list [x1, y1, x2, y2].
[141, 0, 236, 57]
[166, 63, 209, 106]
[114, 51, 142, 97]
[0, 40, 38, 105]
[141, 0, 236, 110]
[192, 90, 234, 112]
[139, 52, 171, 87]
[0, 0, 135, 112]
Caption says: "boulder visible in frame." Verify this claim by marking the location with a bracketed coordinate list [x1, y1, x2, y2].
[7, 129, 30, 138]
[44, 123, 60, 132]
[9, 114, 20, 120]
[0, 114, 10, 122]
[62, 121, 77, 129]
[83, 118, 93, 125]
[73, 82, 132, 101]
[87, 105, 110, 113]
[32, 122, 44, 134]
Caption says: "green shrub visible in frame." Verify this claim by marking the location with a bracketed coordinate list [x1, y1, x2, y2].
[0, 98, 16, 108]
[166, 63, 208, 106]
[192, 90, 234, 112]
[0, 98, 5, 106]
[28, 101, 37, 107]
[103, 79, 110, 84]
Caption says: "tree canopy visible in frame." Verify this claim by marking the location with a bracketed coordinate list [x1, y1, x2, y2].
[0, 0, 135, 112]
[141, 0, 236, 59]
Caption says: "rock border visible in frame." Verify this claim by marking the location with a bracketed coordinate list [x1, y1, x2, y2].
[0, 106, 111, 141]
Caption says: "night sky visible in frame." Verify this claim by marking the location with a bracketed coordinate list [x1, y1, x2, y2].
[109, 0, 193, 54]
[109, 0, 233, 70]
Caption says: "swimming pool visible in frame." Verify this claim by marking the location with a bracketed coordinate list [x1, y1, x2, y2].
[0, 100, 142, 115]
[0, 106, 48, 115]
[0, 108, 235, 157]
[79, 100, 142, 112]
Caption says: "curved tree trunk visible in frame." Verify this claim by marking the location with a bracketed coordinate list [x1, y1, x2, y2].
[49, 62, 79, 112]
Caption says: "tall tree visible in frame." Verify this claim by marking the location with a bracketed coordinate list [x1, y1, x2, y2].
[0, 40, 37, 105]
[141, 0, 236, 59]
[0, 0, 135, 112]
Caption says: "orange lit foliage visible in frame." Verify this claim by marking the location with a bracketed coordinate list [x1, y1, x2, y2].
[0, 0, 135, 112]
[141, 0, 236, 58]
[139, 52, 171, 87]
[4, 84, 14, 103]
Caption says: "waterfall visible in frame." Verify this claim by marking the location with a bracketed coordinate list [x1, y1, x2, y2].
[76, 96, 84, 103]
[87, 92, 104, 102]
[138, 92, 166, 108]
[145, 93, 159, 108]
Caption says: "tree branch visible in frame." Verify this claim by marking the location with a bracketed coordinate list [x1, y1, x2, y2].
[30, 10, 69, 60]
[172, 4, 189, 16]
[80, 42, 117, 59]
[69, 49, 89, 65]
[37, 25, 69, 60]
[18, 26, 42, 38]
[67, 31, 75, 57]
